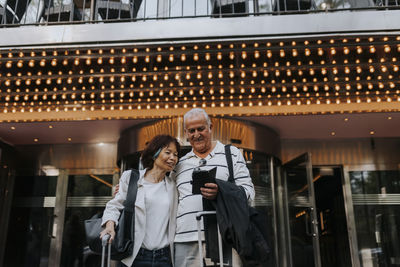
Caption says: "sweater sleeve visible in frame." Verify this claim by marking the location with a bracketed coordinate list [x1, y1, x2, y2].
[101, 170, 131, 226]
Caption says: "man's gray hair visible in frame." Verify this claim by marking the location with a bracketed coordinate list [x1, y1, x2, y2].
[183, 108, 211, 128]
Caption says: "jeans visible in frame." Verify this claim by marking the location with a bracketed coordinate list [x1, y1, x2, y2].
[131, 246, 172, 267]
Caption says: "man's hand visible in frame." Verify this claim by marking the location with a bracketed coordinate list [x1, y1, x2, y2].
[201, 183, 218, 200]
[113, 184, 119, 197]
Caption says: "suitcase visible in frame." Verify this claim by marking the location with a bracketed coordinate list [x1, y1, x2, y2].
[196, 211, 224, 267]
[101, 234, 111, 267]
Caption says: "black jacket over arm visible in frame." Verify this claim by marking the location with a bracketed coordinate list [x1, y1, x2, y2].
[210, 179, 270, 267]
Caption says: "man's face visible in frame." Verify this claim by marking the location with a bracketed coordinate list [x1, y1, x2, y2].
[185, 114, 212, 155]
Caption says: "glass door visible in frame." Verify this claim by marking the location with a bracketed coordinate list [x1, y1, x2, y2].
[4, 169, 117, 267]
[242, 149, 279, 267]
[3, 170, 68, 267]
[60, 172, 115, 267]
[282, 153, 321, 267]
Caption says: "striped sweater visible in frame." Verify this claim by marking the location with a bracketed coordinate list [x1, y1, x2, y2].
[172, 141, 255, 243]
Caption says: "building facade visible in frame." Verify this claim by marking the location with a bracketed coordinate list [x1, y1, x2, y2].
[0, 1, 400, 266]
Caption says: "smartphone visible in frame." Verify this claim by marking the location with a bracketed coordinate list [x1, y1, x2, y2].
[191, 167, 217, 194]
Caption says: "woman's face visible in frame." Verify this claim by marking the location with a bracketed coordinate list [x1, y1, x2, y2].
[153, 142, 179, 172]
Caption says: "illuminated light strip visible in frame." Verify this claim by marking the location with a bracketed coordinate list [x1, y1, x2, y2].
[1, 63, 398, 86]
[1, 38, 398, 60]
[0, 102, 399, 122]
[2, 38, 400, 120]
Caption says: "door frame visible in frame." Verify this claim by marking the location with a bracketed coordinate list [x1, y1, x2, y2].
[48, 169, 69, 267]
[0, 166, 15, 267]
[269, 156, 280, 267]
[280, 153, 322, 267]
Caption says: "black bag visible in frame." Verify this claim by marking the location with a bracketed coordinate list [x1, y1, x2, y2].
[224, 145, 271, 266]
[84, 169, 139, 261]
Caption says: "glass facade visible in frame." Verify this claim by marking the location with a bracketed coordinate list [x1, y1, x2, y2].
[67, 174, 113, 197]
[4, 173, 114, 267]
[4, 175, 58, 267]
[5, 207, 54, 267]
[2, 140, 400, 267]
[243, 149, 277, 266]
[350, 170, 400, 267]
[60, 207, 105, 267]
[61, 174, 113, 267]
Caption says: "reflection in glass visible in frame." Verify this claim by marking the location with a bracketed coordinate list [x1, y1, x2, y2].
[4, 174, 59, 266]
[243, 149, 276, 266]
[13, 175, 58, 197]
[60, 207, 104, 267]
[350, 170, 400, 267]
[353, 205, 400, 267]
[313, 167, 351, 267]
[67, 174, 113, 196]
[313, 0, 377, 9]
[60, 173, 114, 266]
[4, 207, 53, 267]
[351, 171, 400, 194]
[285, 164, 315, 267]
[257, 0, 274, 12]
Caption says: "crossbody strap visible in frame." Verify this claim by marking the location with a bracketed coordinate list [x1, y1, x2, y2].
[124, 169, 139, 211]
[224, 144, 235, 184]
[122, 169, 139, 241]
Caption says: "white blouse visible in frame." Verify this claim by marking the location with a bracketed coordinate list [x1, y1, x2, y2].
[141, 179, 170, 250]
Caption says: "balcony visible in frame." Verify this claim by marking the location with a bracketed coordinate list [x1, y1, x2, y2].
[0, 0, 399, 27]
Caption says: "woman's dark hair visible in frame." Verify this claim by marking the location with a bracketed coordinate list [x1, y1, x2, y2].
[141, 135, 180, 169]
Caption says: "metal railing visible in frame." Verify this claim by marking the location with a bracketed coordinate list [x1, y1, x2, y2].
[0, 0, 399, 26]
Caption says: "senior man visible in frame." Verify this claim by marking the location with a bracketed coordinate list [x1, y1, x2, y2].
[173, 108, 255, 266]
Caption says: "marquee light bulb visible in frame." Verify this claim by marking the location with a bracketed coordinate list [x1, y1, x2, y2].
[370, 46, 376, 53]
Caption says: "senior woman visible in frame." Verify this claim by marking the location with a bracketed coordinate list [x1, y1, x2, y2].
[100, 135, 180, 267]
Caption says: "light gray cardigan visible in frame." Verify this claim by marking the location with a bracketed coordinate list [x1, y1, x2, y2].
[101, 169, 178, 267]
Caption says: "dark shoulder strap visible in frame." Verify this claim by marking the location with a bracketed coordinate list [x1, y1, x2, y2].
[122, 169, 139, 242]
[124, 169, 139, 211]
[224, 144, 235, 184]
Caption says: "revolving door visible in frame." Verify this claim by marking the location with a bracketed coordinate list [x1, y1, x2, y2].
[117, 117, 322, 267]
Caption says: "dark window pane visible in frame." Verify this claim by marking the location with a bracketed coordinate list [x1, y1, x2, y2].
[354, 205, 400, 266]
[4, 207, 53, 267]
[67, 175, 113, 197]
[350, 171, 400, 194]
[60, 207, 105, 267]
[14, 176, 58, 197]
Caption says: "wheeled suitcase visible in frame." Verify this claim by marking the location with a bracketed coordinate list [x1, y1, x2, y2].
[101, 234, 112, 267]
[196, 211, 224, 267]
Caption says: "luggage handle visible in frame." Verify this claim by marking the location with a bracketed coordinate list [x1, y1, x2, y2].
[195, 211, 223, 267]
[101, 234, 111, 267]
